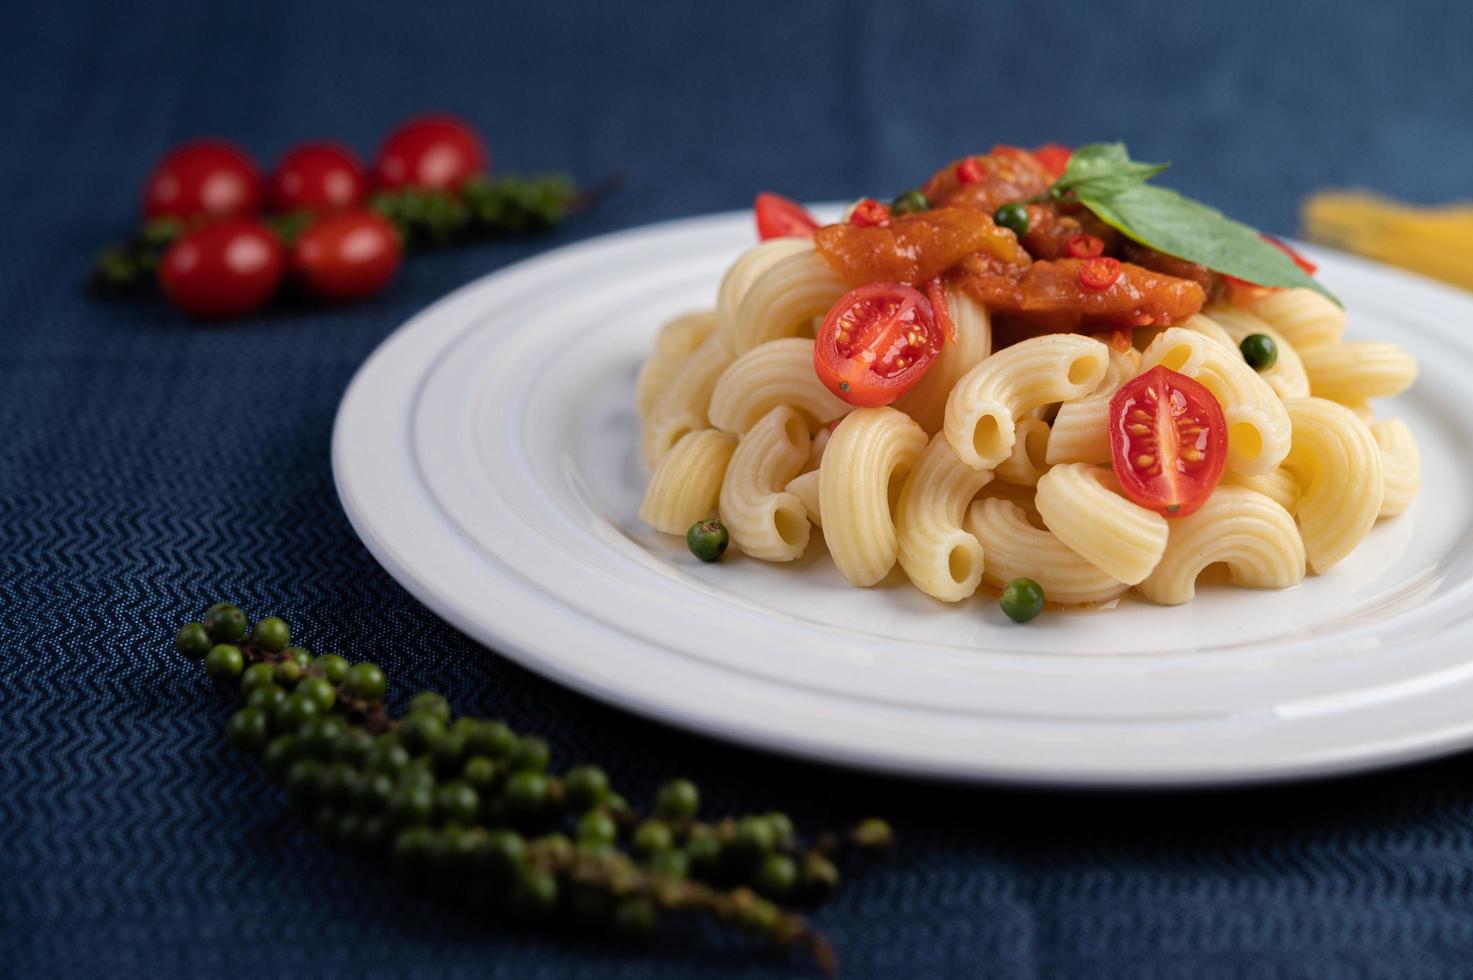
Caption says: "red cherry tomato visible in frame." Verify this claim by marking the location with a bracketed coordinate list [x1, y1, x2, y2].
[158, 219, 285, 318]
[1108, 365, 1228, 517]
[814, 283, 942, 407]
[269, 143, 369, 213]
[373, 115, 488, 192]
[1079, 256, 1123, 291]
[1066, 234, 1104, 259]
[144, 140, 263, 220]
[1031, 143, 1073, 177]
[848, 198, 891, 227]
[292, 209, 402, 301]
[753, 193, 819, 240]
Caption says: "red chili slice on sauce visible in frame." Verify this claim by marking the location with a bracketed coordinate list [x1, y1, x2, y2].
[814, 283, 942, 407]
[1108, 366, 1228, 517]
[955, 157, 986, 185]
[1078, 256, 1122, 291]
[1066, 233, 1104, 259]
[849, 198, 891, 228]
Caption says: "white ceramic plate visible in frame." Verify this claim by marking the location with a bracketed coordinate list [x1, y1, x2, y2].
[333, 207, 1473, 787]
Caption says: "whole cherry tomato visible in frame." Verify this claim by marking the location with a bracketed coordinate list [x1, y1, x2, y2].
[292, 209, 402, 301]
[269, 143, 369, 213]
[158, 218, 285, 318]
[144, 140, 263, 220]
[372, 115, 488, 192]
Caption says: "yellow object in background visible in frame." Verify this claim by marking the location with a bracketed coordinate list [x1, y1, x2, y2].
[1303, 191, 1473, 291]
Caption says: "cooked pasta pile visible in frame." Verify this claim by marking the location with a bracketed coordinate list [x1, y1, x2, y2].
[635, 147, 1421, 610]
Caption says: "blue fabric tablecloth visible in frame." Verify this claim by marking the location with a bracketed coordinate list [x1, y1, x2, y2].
[4, 1, 1473, 976]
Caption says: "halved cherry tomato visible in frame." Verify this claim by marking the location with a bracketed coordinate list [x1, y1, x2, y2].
[1079, 256, 1122, 291]
[1221, 233, 1319, 291]
[1066, 233, 1104, 259]
[1108, 366, 1227, 517]
[373, 115, 488, 192]
[753, 192, 818, 240]
[270, 142, 369, 213]
[1031, 143, 1073, 178]
[144, 140, 262, 220]
[814, 283, 942, 407]
[849, 198, 890, 227]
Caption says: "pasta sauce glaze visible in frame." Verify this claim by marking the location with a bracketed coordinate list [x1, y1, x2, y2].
[814, 148, 1208, 332]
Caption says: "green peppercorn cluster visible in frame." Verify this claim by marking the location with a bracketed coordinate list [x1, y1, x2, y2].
[175, 603, 892, 972]
[91, 173, 594, 293]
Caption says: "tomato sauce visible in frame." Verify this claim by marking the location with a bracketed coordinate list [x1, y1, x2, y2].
[954, 258, 1206, 331]
[814, 207, 1030, 287]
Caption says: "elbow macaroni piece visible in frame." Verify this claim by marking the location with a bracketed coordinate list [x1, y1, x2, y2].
[1223, 467, 1302, 515]
[638, 429, 738, 535]
[1035, 464, 1168, 585]
[641, 332, 734, 465]
[784, 470, 822, 527]
[1203, 306, 1311, 400]
[895, 434, 995, 602]
[945, 333, 1110, 470]
[728, 247, 848, 354]
[993, 418, 1052, 487]
[707, 338, 851, 434]
[1283, 397, 1384, 573]
[719, 406, 813, 561]
[715, 238, 815, 344]
[1139, 327, 1291, 476]
[893, 289, 993, 434]
[1136, 486, 1306, 605]
[634, 311, 716, 419]
[1045, 346, 1140, 465]
[1371, 418, 1420, 518]
[820, 407, 927, 586]
[1300, 341, 1418, 404]
[965, 498, 1128, 605]
[1176, 313, 1238, 351]
[1248, 287, 1346, 349]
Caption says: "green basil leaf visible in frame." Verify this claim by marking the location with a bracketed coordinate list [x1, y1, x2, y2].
[1079, 183, 1340, 306]
[1055, 142, 1169, 199]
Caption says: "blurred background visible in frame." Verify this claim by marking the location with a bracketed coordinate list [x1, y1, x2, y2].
[4, 1, 1473, 978]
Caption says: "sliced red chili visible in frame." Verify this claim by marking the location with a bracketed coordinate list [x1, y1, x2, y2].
[926, 278, 956, 344]
[955, 157, 985, 185]
[1066, 234, 1104, 259]
[1079, 257, 1122, 291]
[849, 197, 891, 228]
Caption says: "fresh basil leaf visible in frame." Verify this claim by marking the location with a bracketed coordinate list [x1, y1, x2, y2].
[1055, 143, 1169, 199]
[1078, 183, 1339, 305]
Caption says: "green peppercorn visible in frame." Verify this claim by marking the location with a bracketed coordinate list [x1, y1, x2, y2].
[852, 816, 895, 850]
[202, 603, 247, 643]
[366, 741, 412, 774]
[993, 201, 1030, 236]
[503, 771, 549, 815]
[508, 735, 550, 773]
[612, 896, 659, 942]
[355, 771, 396, 813]
[431, 731, 468, 776]
[297, 676, 336, 712]
[285, 758, 325, 809]
[406, 691, 450, 723]
[399, 712, 445, 754]
[467, 720, 517, 759]
[686, 519, 729, 562]
[563, 764, 610, 812]
[575, 809, 619, 847]
[203, 644, 244, 681]
[532, 833, 575, 866]
[250, 616, 291, 652]
[999, 577, 1045, 623]
[764, 811, 796, 847]
[436, 781, 480, 824]
[345, 662, 387, 700]
[332, 728, 375, 766]
[800, 852, 841, 899]
[273, 659, 303, 687]
[754, 852, 798, 897]
[388, 783, 436, 827]
[509, 868, 559, 915]
[730, 815, 776, 863]
[606, 792, 631, 816]
[175, 622, 212, 660]
[484, 829, 530, 878]
[890, 189, 930, 215]
[685, 828, 723, 878]
[653, 778, 700, 822]
[239, 662, 275, 695]
[313, 653, 350, 685]
[262, 735, 302, 780]
[1240, 333, 1278, 371]
[286, 647, 312, 669]
[226, 706, 271, 753]
[633, 820, 673, 854]
[245, 683, 287, 713]
[392, 825, 436, 875]
[646, 848, 689, 879]
[321, 762, 360, 807]
[462, 755, 497, 793]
